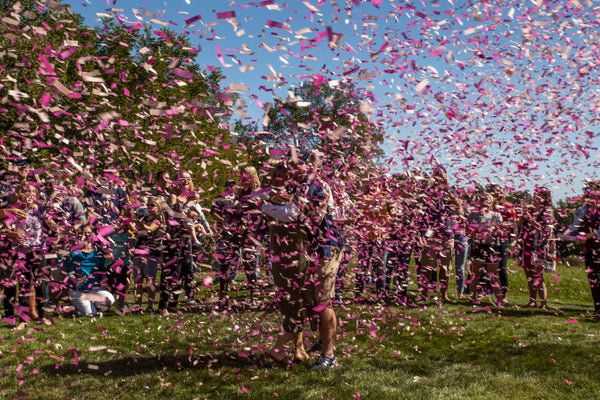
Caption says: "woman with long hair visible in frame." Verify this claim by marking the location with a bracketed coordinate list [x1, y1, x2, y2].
[232, 165, 264, 305]
[3, 184, 46, 328]
[132, 197, 166, 313]
[517, 187, 556, 311]
[158, 169, 196, 315]
[467, 192, 504, 307]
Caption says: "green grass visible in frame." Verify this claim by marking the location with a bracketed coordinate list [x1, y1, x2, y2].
[1, 261, 599, 400]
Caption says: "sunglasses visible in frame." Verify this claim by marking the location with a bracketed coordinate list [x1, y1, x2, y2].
[148, 204, 158, 208]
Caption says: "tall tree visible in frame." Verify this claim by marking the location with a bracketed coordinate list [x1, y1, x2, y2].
[262, 76, 385, 171]
[0, 0, 244, 196]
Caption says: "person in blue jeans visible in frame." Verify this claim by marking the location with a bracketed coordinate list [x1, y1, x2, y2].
[487, 184, 516, 303]
[454, 234, 469, 297]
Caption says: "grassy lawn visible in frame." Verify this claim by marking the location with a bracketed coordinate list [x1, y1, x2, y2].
[1, 261, 599, 400]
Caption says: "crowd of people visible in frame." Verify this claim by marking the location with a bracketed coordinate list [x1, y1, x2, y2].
[1, 152, 600, 370]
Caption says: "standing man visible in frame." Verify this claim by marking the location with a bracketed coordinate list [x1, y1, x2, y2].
[418, 165, 463, 303]
[262, 148, 342, 370]
[487, 184, 516, 304]
[293, 149, 343, 371]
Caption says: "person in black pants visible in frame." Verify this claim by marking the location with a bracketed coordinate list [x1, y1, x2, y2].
[565, 181, 600, 319]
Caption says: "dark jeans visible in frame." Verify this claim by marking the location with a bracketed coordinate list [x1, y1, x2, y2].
[498, 240, 510, 296]
[385, 244, 412, 302]
[585, 249, 600, 313]
[158, 241, 193, 310]
[355, 240, 385, 297]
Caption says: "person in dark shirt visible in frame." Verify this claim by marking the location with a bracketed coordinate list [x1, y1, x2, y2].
[565, 181, 600, 318]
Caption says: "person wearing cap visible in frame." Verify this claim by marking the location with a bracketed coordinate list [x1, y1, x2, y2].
[41, 187, 88, 314]
[564, 181, 600, 318]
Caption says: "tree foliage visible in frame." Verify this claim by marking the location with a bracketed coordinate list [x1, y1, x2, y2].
[261, 77, 385, 171]
[0, 0, 244, 197]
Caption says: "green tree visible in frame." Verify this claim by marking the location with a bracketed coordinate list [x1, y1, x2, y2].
[261, 77, 385, 171]
[0, 1, 245, 197]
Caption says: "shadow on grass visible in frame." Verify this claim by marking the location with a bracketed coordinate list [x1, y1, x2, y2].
[38, 350, 273, 378]
[186, 299, 280, 315]
[365, 340, 599, 378]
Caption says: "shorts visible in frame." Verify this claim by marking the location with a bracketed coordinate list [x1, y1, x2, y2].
[471, 242, 499, 264]
[420, 238, 454, 272]
[309, 247, 344, 304]
[133, 253, 160, 280]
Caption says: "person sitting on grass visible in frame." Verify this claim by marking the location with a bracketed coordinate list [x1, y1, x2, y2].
[66, 224, 115, 317]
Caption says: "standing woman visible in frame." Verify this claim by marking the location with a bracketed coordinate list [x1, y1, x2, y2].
[158, 169, 195, 315]
[517, 187, 556, 311]
[354, 174, 388, 301]
[488, 184, 516, 303]
[3, 185, 45, 328]
[233, 165, 264, 305]
[132, 197, 166, 313]
[467, 192, 504, 307]
[419, 167, 462, 303]
[564, 181, 600, 318]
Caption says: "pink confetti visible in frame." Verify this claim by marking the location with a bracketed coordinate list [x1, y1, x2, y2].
[217, 11, 236, 19]
[312, 303, 327, 313]
[184, 14, 202, 25]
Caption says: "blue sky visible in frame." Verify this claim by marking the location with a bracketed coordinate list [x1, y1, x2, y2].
[66, 0, 600, 201]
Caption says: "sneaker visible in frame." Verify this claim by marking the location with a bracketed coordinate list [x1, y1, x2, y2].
[309, 354, 338, 371]
[186, 298, 197, 306]
[308, 340, 322, 354]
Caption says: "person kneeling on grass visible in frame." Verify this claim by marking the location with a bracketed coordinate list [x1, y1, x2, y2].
[66, 224, 115, 316]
